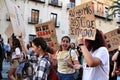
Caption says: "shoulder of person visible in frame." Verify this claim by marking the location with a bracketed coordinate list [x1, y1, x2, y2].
[16, 47, 20, 50]
[70, 49, 76, 53]
[97, 47, 108, 52]
[42, 54, 51, 62]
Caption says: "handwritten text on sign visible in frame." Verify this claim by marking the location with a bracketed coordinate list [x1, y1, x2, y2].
[105, 28, 120, 51]
[69, 1, 96, 40]
[35, 20, 58, 51]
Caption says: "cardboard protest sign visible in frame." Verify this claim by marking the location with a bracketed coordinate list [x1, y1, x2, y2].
[18, 37, 28, 55]
[69, 1, 96, 40]
[105, 28, 120, 51]
[35, 20, 58, 51]
[5, 23, 13, 38]
[5, 0, 25, 37]
[8, 36, 13, 48]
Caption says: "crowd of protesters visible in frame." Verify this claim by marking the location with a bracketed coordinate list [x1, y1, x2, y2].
[0, 28, 120, 80]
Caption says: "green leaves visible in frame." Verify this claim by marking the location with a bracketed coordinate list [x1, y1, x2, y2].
[106, 0, 120, 20]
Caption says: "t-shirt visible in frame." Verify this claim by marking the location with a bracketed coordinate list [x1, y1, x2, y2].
[12, 47, 21, 59]
[6, 44, 11, 52]
[57, 50, 78, 74]
[82, 47, 109, 80]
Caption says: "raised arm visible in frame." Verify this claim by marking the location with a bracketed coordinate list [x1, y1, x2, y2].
[112, 46, 120, 61]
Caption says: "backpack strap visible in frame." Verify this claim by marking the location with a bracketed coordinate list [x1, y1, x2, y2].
[69, 49, 74, 64]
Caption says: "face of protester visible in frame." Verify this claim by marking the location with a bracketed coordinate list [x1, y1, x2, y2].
[71, 43, 75, 49]
[32, 42, 40, 56]
[61, 38, 70, 50]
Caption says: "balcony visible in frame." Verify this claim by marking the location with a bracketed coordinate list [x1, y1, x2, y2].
[29, 0, 45, 3]
[48, 0, 62, 8]
[92, 1, 112, 21]
[28, 17, 39, 24]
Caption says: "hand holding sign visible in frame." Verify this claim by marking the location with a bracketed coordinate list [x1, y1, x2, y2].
[77, 34, 85, 45]
[69, 1, 96, 40]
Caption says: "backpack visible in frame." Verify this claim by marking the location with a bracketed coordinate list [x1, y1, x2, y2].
[48, 66, 60, 80]
[43, 54, 60, 80]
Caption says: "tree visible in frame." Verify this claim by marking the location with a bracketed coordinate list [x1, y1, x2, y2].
[106, 0, 120, 20]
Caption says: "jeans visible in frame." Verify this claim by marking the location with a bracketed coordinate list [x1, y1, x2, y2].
[117, 75, 120, 80]
[57, 72, 75, 80]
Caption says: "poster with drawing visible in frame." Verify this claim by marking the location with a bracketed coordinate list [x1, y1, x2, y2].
[105, 28, 120, 51]
[35, 20, 58, 51]
[69, 1, 96, 40]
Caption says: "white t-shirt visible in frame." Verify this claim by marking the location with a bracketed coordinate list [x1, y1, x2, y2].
[82, 47, 109, 80]
[12, 47, 21, 59]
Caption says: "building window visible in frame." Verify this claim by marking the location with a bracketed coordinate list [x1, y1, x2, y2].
[51, 13, 59, 28]
[70, 0, 75, 6]
[96, 2, 104, 16]
[67, 0, 75, 9]
[29, 34, 36, 42]
[28, 9, 39, 24]
[51, 0, 58, 4]
[31, 9, 39, 23]
[48, 0, 62, 8]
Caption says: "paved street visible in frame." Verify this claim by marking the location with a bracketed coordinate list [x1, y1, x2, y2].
[2, 59, 10, 80]
[1, 59, 34, 80]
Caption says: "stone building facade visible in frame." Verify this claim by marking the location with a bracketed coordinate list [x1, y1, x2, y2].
[0, 0, 119, 44]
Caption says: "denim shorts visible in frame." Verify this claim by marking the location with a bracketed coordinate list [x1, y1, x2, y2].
[57, 72, 75, 80]
[16, 62, 25, 74]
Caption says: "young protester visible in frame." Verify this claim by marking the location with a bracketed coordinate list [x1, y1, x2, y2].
[8, 38, 22, 80]
[27, 41, 34, 56]
[56, 36, 81, 80]
[70, 42, 82, 80]
[111, 46, 120, 80]
[77, 29, 109, 80]
[32, 37, 54, 80]
[16, 51, 28, 80]
[6, 38, 11, 61]
[70, 42, 80, 57]
[0, 34, 4, 79]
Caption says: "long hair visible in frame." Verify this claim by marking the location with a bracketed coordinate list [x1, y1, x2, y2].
[32, 37, 54, 54]
[70, 42, 76, 49]
[85, 29, 107, 52]
[12, 38, 22, 52]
